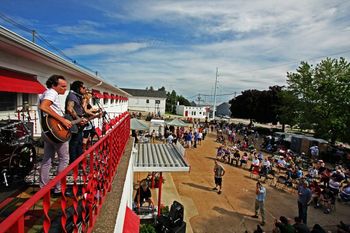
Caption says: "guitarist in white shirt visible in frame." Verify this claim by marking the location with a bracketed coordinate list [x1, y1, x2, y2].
[39, 75, 72, 196]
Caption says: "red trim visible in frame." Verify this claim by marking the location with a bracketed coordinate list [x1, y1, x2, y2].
[103, 92, 111, 99]
[123, 207, 140, 233]
[92, 89, 103, 99]
[0, 69, 46, 94]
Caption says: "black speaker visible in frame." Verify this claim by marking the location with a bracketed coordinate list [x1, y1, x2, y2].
[156, 218, 186, 233]
[168, 201, 184, 226]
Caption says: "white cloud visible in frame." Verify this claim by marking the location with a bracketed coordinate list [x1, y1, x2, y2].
[56, 20, 102, 36]
[64, 42, 149, 56]
[71, 0, 350, 101]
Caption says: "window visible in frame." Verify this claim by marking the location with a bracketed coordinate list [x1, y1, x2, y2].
[155, 100, 160, 104]
[23, 93, 29, 105]
[111, 94, 114, 104]
[146, 99, 149, 104]
[0, 92, 16, 111]
[103, 92, 108, 105]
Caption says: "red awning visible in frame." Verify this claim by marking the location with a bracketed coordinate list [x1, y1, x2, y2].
[92, 90, 103, 99]
[123, 207, 140, 233]
[0, 69, 46, 94]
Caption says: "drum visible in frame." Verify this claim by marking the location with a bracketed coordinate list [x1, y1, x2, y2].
[0, 120, 31, 146]
[0, 143, 36, 186]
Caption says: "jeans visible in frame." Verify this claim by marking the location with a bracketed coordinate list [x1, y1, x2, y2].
[39, 133, 69, 192]
[298, 201, 308, 225]
[255, 200, 265, 222]
[69, 131, 83, 163]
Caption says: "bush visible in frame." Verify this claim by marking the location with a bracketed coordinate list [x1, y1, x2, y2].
[140, 224, 156, 233]
[161, 205, 170, 216]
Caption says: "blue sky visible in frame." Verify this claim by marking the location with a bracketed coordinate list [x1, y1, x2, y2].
[1, 0, 350, 104]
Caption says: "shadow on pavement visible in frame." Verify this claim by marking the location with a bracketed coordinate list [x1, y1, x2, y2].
[182, 182, 213, 192]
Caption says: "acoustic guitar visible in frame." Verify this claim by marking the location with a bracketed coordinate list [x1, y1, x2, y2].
[42, 114, 99, 143]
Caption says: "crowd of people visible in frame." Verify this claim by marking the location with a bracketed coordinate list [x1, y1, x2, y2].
[211, 121, 350, 232]
[129, 117, 350, 232]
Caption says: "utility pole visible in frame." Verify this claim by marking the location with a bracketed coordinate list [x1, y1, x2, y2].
[32, 30, 36, 43]
[197, 94, 202, 106]
[212, 68, 218, 120]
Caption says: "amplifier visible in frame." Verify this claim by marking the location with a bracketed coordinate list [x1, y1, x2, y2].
[168, 201, 184, 226]
[156, 220, 186, 233]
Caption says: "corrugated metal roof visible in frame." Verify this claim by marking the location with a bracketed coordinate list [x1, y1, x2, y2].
[133, 143, 190, 172]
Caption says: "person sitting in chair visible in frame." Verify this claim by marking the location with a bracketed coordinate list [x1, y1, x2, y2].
[339, 183, 350, 202]
[319, 186, 335, 214]
[134, 182, 154, 209]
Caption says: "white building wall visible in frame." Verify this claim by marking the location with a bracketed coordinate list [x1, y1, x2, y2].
[114, 146, 135, 233]
[175, 105, 185, 116]
[128, 96, 166, 115]
[176, 105, 209, 119]
[0, 48, 128, 136]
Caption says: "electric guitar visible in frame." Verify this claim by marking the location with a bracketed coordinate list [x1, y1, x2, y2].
[42, 114, 100, 143]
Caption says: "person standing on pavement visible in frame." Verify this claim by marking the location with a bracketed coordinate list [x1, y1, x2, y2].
[213, 160, 225, 194]
[297, 181, 312, 225]
[252, 181, 266, 226]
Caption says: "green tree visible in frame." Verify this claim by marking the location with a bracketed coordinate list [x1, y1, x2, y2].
[229, 86, 282, 125]
[165, 90, 191, 114]
[276, 89, 299, 131]
[286, 57, 350, 143]
[158, 86, 166, 91]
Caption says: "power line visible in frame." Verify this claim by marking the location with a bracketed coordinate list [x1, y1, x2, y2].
[0, 12, 32, 33]
[198, 92, 236, 97]
[0, 12, 98, 75]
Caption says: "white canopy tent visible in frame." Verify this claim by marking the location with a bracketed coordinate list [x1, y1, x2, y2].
[165, 118, 188, 127]
[133, 143, 189, 172]
[130, 118, 149, 131]
[132, 142, 190, 216]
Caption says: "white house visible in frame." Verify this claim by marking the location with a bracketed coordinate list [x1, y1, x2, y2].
[121, 88, 167, 115]
[176, 103, 210, 120]
[0, 26, 130, 137]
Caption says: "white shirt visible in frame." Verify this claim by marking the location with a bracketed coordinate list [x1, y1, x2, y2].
[167, 134, 174, 144]
[263, 160, 271, 167]
[198, 132, 203, 139]
[39, 88, 62, 116]
[252, 158, 260, 166]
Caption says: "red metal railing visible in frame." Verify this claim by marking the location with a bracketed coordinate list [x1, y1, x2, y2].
[0, 112, 130, 233]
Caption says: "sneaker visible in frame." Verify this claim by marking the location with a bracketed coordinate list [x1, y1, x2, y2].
[251, 215, 258, 218]
[212, 187, 218, 191]
[218, 190, 222, 194]
[324, 209, 330, 214]
[51, 190, 74, 198]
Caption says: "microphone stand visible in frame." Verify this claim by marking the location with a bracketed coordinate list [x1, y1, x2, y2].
[94, 98, 110, 136]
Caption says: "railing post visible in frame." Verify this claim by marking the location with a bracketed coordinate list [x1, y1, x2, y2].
[8, 216, 24, 233]
[157, 172, 163, 216]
